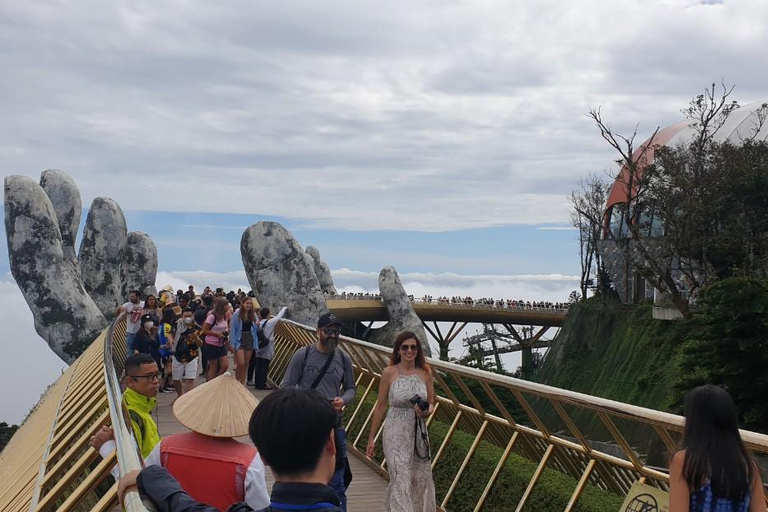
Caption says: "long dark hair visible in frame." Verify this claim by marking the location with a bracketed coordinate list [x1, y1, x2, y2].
[680, 385, 753, 499]
[390, 331, 430, 373]
[143, 295, 157, 309]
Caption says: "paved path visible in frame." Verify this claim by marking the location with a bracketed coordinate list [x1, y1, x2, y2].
[154, 374, 388, 512]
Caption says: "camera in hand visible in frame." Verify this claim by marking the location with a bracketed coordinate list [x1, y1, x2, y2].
[409, 394, 430, 412]
[221, 330, 229, 341]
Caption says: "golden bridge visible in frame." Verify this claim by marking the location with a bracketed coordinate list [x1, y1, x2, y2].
[327, 297, 568, 360]
[2, 314, 767, 511]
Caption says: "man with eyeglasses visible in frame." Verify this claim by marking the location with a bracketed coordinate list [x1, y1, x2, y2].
[92, 353, 161, 459]
[281, 313, 356, 512]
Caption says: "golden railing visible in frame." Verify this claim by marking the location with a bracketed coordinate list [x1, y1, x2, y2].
[0, 314, 152, 512]
[3, 314, 768, 511]
[269, 319, 768, 511]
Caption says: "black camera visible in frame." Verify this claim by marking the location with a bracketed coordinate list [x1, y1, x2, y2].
[221, 330, 229, 341]
[409, 394, 430, 412]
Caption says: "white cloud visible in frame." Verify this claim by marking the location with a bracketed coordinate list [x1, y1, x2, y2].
[0, 279, 68, 425]
[0, 266, 577, 422]
[2, 1, 767, 231]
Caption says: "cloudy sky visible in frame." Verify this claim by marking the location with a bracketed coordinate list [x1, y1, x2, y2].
[2, 0, 768, 423]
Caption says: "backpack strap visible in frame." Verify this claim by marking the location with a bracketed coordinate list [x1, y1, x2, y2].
[128, 409, 146, 446]
[298, 345, 312, 383]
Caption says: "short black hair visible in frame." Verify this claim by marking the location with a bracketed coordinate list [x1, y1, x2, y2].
[259, 307, 270, 319]
[124, 353, 155, 375]
[249, 388, 336, 475]
[203, 295, 214, 307]
[129, 289, 140, 297]
[182, 307, 193, 314]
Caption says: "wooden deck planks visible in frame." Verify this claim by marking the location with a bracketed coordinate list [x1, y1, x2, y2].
[153, 376, 387, 512]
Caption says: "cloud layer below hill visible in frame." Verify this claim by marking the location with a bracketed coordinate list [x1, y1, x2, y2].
[0, 268, 576, 423]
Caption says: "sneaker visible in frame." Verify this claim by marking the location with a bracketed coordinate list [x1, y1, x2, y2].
[247, 380, 254, 386]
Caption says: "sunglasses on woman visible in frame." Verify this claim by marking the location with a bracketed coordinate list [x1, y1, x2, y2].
[400, 344, 418, 352]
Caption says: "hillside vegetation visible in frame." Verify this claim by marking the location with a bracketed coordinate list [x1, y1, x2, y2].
[535, 298, 686, 412]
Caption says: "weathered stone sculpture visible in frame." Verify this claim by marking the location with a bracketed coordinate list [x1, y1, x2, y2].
[4, 176, 107, 363]
[79, 198, 128, 318]
[367, 266, 430, 355]
[306, 246, 337, 295]
[120, 232, 158, 299]
[241, 221, 327, 326]
[39, 169, 82, 268]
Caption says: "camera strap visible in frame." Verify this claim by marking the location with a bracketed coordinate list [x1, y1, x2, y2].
[310, 349, 337, 390]
[414, 416, 431, 460]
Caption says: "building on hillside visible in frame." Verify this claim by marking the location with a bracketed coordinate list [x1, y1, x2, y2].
[598, 101, 768, 318]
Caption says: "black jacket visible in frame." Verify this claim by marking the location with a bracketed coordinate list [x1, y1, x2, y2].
[137, 465, 342, 512]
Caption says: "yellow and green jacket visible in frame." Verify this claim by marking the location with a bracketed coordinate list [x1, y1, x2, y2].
[122, 388, 160, 458]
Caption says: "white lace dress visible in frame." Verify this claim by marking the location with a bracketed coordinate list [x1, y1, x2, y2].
[382, 373, 437, 512]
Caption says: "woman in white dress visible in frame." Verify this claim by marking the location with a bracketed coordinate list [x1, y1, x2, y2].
[366, 331, 437, 512]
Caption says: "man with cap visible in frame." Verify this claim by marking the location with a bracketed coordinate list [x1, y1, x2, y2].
[281, 312, 357, 512]
[92, 372, 269, 511]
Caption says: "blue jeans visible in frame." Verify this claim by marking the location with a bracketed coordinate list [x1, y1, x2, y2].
[126, 332, 137, 359]
[329, 426, 348, 512]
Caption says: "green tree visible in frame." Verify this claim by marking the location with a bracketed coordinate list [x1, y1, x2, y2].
[590, 83, 768, 316]
[674, 277, 768, 431]
[569, 173, 609, 300]
[0, 422, 19, 452]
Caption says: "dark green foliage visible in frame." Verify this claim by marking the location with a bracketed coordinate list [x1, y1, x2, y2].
[428, 422, 624, 512]
[535, 300, 686, 412]
[673, 277, 768, 431]
[0, 422, 19, 452]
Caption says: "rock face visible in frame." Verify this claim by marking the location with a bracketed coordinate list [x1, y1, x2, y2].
[79, 198, 128, 318]
[4, 176, 108, 363]
[39, 169, 82, 268]
[306, 246, 337, 295]
[241, 221, 327, 326]
[367, 266, 430, 355]
[120, 232, 158, 300]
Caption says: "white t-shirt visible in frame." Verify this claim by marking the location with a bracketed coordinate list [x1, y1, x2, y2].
[123, 302, 143, 334]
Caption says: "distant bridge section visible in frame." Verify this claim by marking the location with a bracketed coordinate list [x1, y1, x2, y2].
[327, 297, 569, 326]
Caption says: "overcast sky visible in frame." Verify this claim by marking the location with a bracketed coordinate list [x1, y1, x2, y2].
[3, 0, 768, 423]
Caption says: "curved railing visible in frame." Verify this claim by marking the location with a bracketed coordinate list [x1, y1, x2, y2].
[103, 314, 154, 512]
[268, 319, 768, 511]
[3, 313, 767, 511]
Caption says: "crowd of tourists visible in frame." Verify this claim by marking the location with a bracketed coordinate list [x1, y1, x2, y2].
[332, 291, 570, 310]
[118, 286, 286, 396]
[99, 288, 764, 512]
[96, 291, 441, 512]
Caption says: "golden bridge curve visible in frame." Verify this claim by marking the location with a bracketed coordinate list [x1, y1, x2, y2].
[1, 315, 767, 511]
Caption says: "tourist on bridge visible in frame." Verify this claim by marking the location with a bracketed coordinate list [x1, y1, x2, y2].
[117, 290, 143, 357]
[172, 308, 203, 396]
[91, 354, 160, 459]
[133, 313, 160, 363]
[248, 305, 288, 389]
[201, 297, 232, 381]
[669, 385, 766, 512]
[118, 387, 342, 512]
[366, 331, 436, 512]
[143, 294, 162, 327]
[281, 312, 356, 512]
[230, 296, 259, 385]
[102, 373, 270, 511]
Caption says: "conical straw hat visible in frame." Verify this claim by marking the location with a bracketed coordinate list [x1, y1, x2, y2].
[172, 372, 259, 438]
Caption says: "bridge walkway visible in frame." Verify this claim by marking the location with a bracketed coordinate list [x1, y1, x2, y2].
[154, 363, 387, 512]
[3, 315, 768, 511]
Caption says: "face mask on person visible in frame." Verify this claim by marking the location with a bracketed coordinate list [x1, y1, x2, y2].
[183, 317, 193, 325]
[144, 321, 154, 329]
